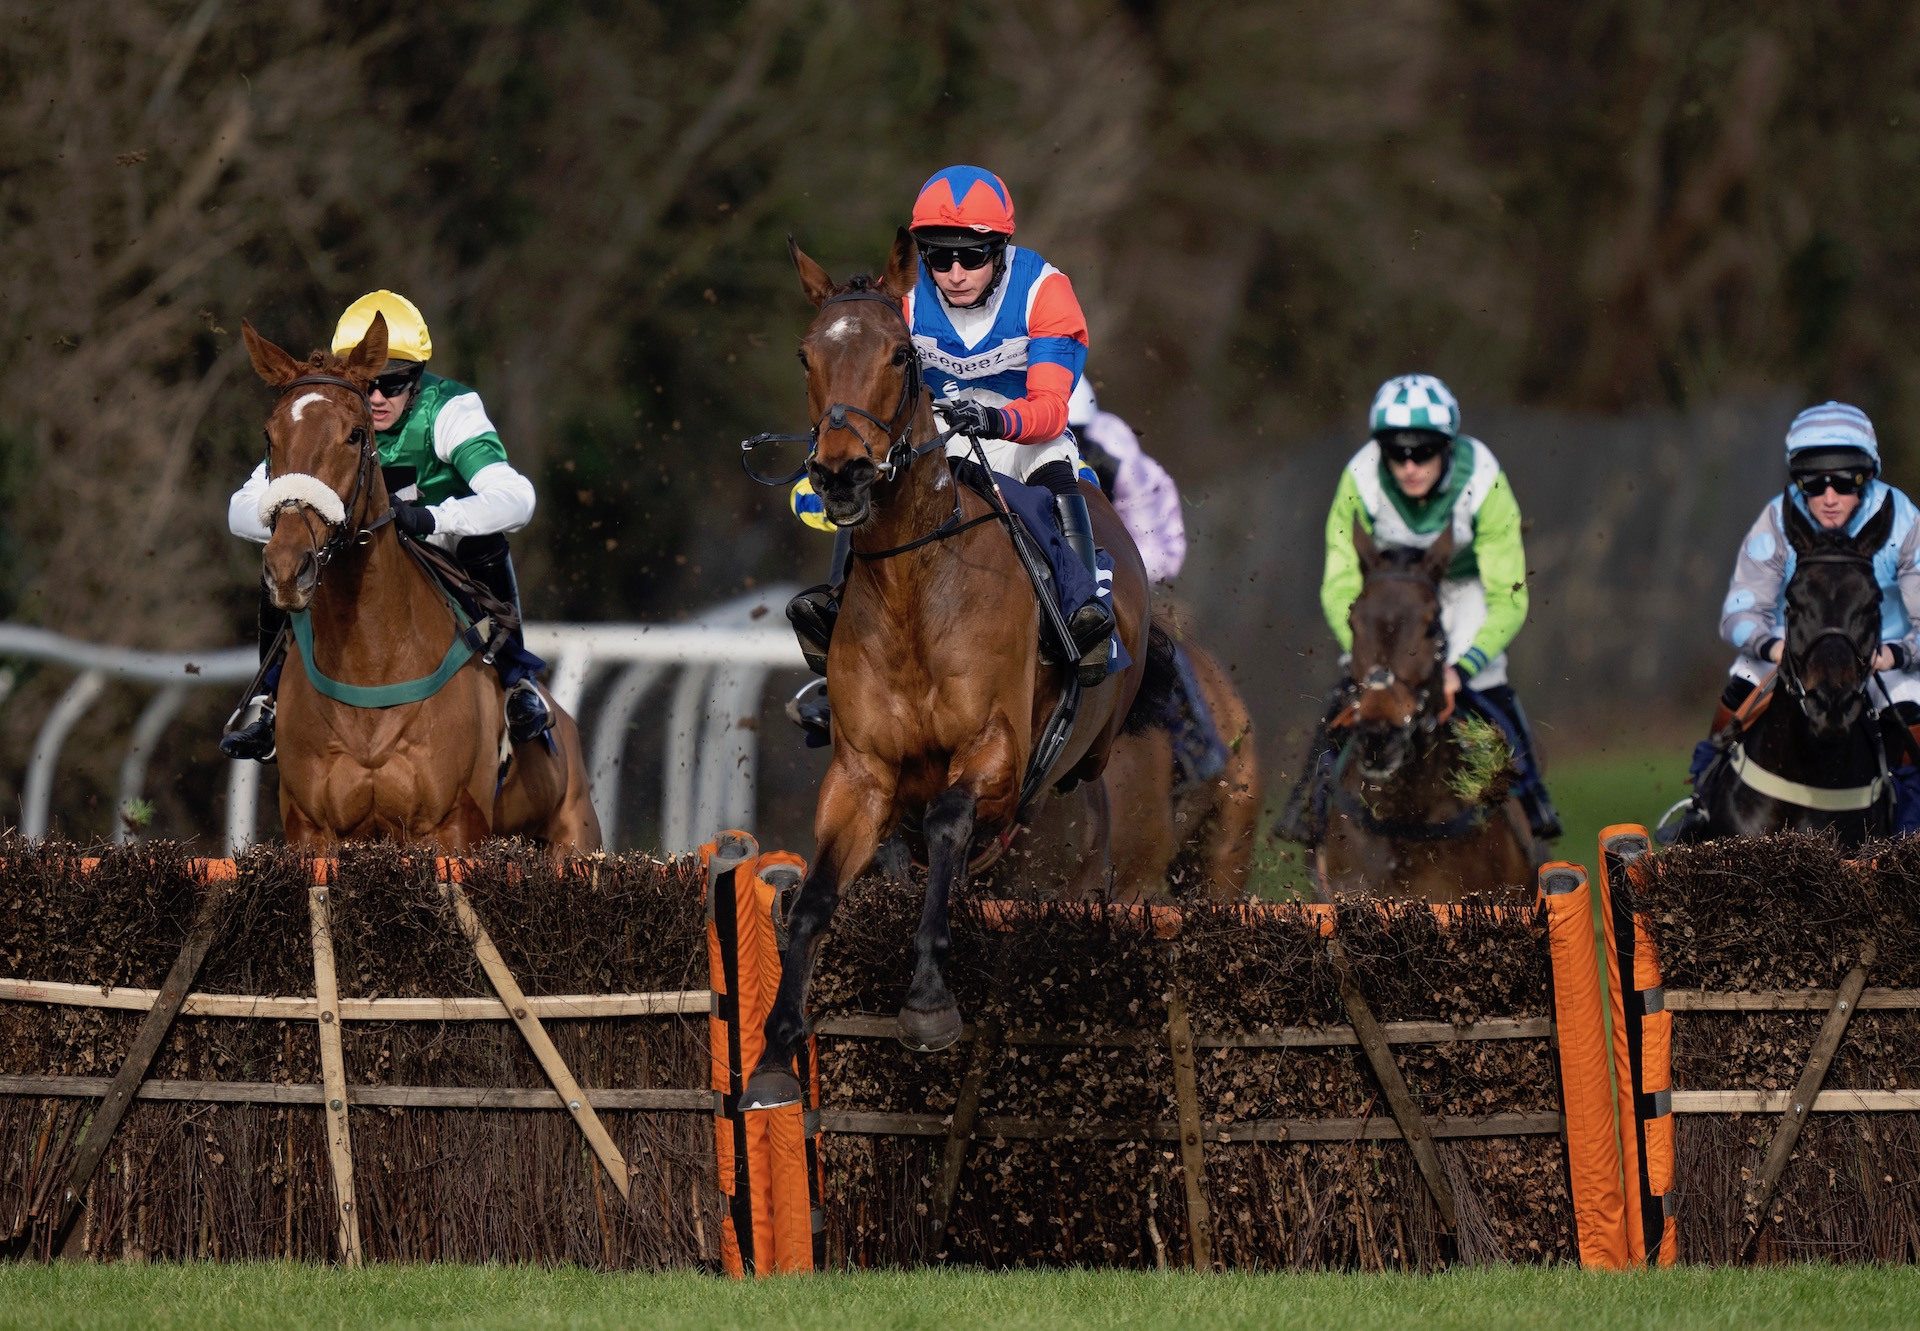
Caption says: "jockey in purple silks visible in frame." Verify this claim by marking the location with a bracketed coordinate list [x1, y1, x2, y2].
[1068, 379, 1228, 791]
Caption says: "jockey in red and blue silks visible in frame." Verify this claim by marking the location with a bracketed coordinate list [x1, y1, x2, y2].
[785, 165, 1113, 739]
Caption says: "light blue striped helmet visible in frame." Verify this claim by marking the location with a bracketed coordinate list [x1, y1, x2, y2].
[1785, 401, 1878, 471]
[1369, 374, 1460, 439]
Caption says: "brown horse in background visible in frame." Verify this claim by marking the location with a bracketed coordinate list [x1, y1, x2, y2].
[744, 231, 1151, 1105]
[242, 315, 600, 858]
[1318, 522, 1533, 903]
[1008, 635, 1260, 902]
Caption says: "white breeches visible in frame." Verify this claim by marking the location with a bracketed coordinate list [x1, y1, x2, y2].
[945, 434, 1083, 483]
[1726, 656, 1920, 708]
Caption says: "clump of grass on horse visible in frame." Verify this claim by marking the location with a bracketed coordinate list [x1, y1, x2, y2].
[736, 230, 1220, 1103]
[237, 314, 599, 858]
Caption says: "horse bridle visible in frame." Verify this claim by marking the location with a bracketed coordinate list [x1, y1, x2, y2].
[1778, 548, 1878, 724]
[261, 373, 390, 570]
[740, 283, 952, 488]
[1351, 567, 1452, 740]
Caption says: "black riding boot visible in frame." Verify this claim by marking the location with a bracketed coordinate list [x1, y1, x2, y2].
[1053, 492, 1116, 686]
[465, 546, 553, 744]
[1482, 684, 1564, 841]
[786, 529, 852, 678]
[1272, 685, 1349, 846]
[786, 529, 852, 742]
[219, 590, 288, 762]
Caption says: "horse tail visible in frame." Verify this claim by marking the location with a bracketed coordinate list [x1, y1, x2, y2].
[1122, 604, 1182, 735]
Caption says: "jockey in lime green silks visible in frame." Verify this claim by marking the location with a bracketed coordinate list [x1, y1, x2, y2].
[1273, 373, 1562, 845]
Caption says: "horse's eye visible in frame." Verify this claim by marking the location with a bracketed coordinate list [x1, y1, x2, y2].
[891, 345, 912, 367]
[796, 349, 810, 372]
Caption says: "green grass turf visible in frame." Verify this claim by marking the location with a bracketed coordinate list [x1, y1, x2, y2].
[4, 1263, 1920, 1331]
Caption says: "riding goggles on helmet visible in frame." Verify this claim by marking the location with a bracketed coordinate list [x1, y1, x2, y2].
[1794, 469, 1871, 498]
[1379, 435, 1448, 466]
[369, 367, 423, 399]
[918, 237, 1002, 273]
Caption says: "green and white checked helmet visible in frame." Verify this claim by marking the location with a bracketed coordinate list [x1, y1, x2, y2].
[1368, 374, 1460, 439]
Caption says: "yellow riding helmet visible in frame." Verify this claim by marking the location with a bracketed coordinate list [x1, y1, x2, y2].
[331, 290, 433, 363]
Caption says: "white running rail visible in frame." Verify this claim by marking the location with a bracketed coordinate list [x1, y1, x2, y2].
[0, 589, 806, 854]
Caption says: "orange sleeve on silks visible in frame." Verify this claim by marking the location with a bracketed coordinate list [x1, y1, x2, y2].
[1593, 837, 1647, 1267]
[1538, 862, 1632, 1270]
[997, 272, 1086, 443]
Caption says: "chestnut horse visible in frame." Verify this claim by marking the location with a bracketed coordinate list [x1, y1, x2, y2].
[241, 315, 600, 857]
[744, 232, 1151, 1105]
[1318, 522, 1533, 902]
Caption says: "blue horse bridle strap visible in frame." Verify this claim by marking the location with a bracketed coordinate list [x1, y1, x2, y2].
[288, 593, 489, 709]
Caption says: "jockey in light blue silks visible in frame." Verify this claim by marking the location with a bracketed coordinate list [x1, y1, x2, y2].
[1665, 401, 1920, 839]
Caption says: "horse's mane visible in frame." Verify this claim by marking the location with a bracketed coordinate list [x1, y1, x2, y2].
[1370, 545, 1431, 573]
[298, 348, 351, 374]
[825, 273, 892, 301]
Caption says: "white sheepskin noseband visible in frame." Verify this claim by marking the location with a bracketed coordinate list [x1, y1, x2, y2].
[257, 473, 347, 529]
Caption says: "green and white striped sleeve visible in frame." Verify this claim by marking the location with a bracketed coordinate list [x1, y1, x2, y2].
[1458, 472, 1528, 678]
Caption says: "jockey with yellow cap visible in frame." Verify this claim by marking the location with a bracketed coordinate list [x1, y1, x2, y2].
[220, 291, 551, 759]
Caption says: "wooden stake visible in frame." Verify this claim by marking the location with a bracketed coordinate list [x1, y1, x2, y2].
[307, 879, 362, 1267]
[1740, 940, 1876, 1261]
[1327, 935, 1458, 1231]
[1166, 990, 1214, 1270]
[36, 891, 225, 1260]
[439, 878, 632, 1201]
[932, 1016, 1001, 1241]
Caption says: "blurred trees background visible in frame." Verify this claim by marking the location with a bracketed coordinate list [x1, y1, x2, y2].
[7, 0, 1920, 827]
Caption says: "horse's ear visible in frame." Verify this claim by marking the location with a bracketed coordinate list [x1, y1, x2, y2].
[1352, 516, 1379, 571]
[241, 320, 302, 388]
[1423, 525, 1456, 580]
[789, 235, 835, 308]
[339, 312, 389, 386]
[1783, 491, 1821, 556]
[1854, 492, 1896, 556]
[880, 226, 917, 300]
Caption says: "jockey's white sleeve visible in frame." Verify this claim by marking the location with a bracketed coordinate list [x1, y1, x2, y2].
[228, 461, 272, 544]
[427, 461, 536, 539]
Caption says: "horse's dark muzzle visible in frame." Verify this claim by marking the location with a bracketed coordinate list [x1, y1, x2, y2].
[809, 456, 879, 526]
[1355, 724, 1411, 782]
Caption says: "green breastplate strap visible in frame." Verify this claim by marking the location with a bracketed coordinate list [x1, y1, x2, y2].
[288, 592, 490, 709]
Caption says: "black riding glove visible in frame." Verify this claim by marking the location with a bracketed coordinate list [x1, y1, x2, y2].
[943, 400, 1008, 439]
[392, 502, 437, 539]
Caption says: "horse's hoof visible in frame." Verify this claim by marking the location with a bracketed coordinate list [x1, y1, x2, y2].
[897, 1003, 964, 1052]
[741, 1066, 802, 1110]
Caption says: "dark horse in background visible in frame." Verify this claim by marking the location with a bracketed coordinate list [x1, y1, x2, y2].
[1318, 522, 1535, 903]
[1673, 498, 1897, 848]
[743, 230, 1152, 1107]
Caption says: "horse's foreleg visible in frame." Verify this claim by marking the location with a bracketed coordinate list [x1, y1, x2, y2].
[743, 754, 893, 1108]
[897, 719, 1019, 1051]
[898, 785, 976, 1052]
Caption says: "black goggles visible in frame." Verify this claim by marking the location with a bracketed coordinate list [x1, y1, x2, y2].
[369, 367, 422, 399]
[919, 242, 1000, 273]
[1794, 470, 1870, 498]
[1382, 438, 1447, 466]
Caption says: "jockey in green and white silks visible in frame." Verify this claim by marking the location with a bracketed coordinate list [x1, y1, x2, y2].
[219, 290, 553, 761]
[1273, 373, 1563, 845]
